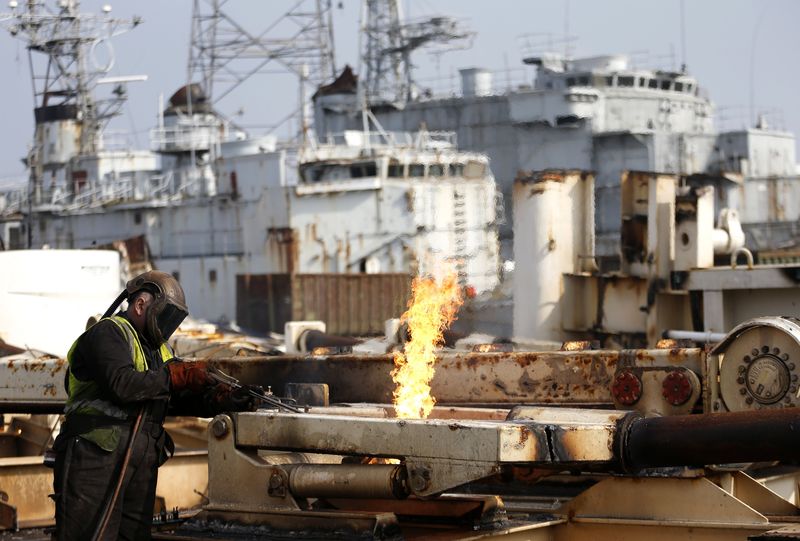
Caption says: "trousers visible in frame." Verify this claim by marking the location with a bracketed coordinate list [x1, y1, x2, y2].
[53, 424, 161, 541]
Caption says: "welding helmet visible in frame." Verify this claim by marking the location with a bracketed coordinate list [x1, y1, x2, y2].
[126, 271, 188, 345]
[102, 271, 189, 345]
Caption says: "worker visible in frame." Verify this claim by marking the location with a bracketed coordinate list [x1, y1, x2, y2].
[51, 271, 256, 541]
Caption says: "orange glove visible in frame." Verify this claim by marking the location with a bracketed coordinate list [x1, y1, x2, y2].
[166, 361, 213, 393]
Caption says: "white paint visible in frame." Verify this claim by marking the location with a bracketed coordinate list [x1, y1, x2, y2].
[513, 172, 594, 342]
[0, 249, 121, 356]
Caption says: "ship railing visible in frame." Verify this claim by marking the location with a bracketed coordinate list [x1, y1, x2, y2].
[0, 186, 27, 214]
[61, 170, 184, 209]
[98, 130, 137, 151]
[314, 130, 458, 151]
[150, 123, 236, 153]
[415, 130, 457, 149]
[412, 67, 532, 101]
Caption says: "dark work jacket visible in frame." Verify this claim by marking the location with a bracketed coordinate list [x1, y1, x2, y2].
[58, 312, 218, 453]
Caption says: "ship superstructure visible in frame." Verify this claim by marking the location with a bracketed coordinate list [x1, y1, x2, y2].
[315, 49, 799, 257]
[0, 1, 501, 325]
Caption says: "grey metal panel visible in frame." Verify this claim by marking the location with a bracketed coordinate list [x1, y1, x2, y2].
[684, 266, 800, 291]
[234, 412, 544, 462]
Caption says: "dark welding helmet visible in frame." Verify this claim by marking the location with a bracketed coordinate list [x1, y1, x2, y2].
[103, 271, 189, 345]
[127, 271, 188, 344]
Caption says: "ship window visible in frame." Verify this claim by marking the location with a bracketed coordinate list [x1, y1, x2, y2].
[660, 79, 671, 90]
[648, 78, 658, 89]
[387, 162, 404, 178]
[618, 76, 635, 87]
[134, 211, 142, 225]
[566, 77, 576, 87]
[605, 76, 614, 86]
[300, 164, 324, 182]
[449, 163, 464, 177]
[686, 83, 694, 93]
[349, 161, 377, 178]
[209, 269, 217, 283]
[577, 75, 590, 86]
[8, 226, 21, 249]
[409, 164, 425, 178]
[464, 161, 486, 179]
[674, 82, 684, 92]
[638, 77, 646, 87]
[429, 164, 444, 177]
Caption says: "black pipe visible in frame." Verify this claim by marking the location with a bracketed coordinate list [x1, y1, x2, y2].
[301, 330, 362, 352]
[622, 408, 800, 471]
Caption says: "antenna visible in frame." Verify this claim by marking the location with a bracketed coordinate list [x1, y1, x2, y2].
[0, 0, 142, 156]
[361, 0, 474, 107]
[679, 0, 687, 71]
[0, 0, 142, 232]
[749, 4, 769, 128]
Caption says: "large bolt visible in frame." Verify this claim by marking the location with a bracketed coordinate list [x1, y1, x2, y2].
[611, 370, 643, 406]
[408, 467, 431, 493]
[211, 418, 228, 438]
[662, 370, 694, 406]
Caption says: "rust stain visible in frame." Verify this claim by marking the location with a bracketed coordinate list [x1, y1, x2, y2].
[517, 427, 530, 446]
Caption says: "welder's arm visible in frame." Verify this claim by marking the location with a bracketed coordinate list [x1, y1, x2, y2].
[80, 320, 171, 404]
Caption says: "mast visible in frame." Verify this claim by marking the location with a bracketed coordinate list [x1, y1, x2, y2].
[187, 0, 336, 140]
[360, 0, 474, 107]
[0, 0, 141, 219]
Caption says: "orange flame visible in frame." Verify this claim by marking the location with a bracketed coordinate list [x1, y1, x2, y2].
[391, 271, 463, 419]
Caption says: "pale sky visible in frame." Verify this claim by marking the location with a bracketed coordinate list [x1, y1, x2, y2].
[0, 0, 797, 186]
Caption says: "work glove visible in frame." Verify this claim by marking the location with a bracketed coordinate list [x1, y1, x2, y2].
[166, 360, 214, 393]
[210, 383, 262, 413]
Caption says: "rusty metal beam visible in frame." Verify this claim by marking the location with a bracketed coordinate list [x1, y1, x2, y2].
[0, 347, 706, 413]
[207, 348, 704, 406]
[233, 412, 545, 463]
[0, 356, 68, 413]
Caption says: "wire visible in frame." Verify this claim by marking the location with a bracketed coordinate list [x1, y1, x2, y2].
[207, 366, 303, 413]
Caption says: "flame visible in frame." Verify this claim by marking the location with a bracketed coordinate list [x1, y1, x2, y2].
[391, 271, 463, 419]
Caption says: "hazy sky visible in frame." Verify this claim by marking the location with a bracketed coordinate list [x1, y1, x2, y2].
[0, 0, 797, 186]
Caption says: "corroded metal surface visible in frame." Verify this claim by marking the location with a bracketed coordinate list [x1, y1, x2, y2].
[0, 347, 706, 413]
[209, 348, 704, 406]
[0, 450, 208, 531]
[0, 355, 67, 412]
[234, 412, 545, 463]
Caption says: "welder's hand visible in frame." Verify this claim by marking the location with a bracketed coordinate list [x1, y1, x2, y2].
[166, 360, 214, 393]
[211, 384, 261, 412]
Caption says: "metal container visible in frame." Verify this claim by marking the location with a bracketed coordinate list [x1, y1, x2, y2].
[237, 273, 411, 336]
